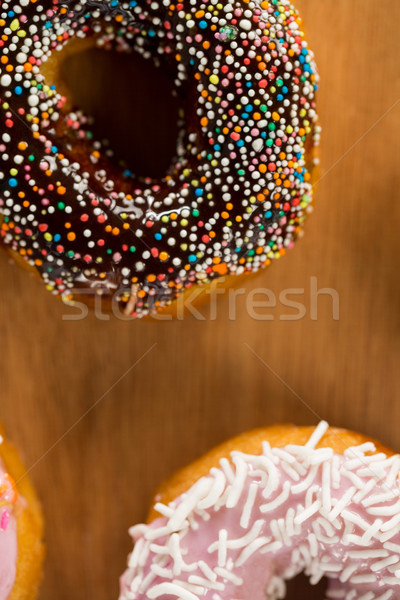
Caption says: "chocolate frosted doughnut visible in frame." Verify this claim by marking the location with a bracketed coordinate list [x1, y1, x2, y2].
[0, 0, 319, 317]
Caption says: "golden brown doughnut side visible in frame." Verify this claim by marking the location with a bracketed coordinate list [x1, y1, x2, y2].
[147, 425, 395, 522]
[0, 430, 44, 600]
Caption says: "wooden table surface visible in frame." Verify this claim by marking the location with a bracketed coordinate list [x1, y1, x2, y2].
[1, 2, 399, 598]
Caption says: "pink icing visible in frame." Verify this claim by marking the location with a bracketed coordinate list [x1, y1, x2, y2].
[120, 424, 400, 600]
[0, 461, 17, 600]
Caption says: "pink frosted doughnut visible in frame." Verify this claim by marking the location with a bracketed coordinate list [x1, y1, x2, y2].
[0, 429, 44, 600]
[120, 423, 400, 599]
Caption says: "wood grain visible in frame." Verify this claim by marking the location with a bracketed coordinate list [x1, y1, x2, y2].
[0, 2, 399, 598]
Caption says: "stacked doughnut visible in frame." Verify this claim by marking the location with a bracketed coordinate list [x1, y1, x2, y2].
[0, 0, 319, 316]
[120, 423, 400, 599]
[0, 430, 44, 600]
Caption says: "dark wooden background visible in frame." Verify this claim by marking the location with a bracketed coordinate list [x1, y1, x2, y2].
[0, 1, 399, 598]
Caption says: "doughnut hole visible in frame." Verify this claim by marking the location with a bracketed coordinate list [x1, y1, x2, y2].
[44, 41, 179, 179]
[285, 573, 328, 599]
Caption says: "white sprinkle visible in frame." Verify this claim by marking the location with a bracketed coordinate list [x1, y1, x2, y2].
[339, 563, 358, 583]
[168, 478, 213, 531]
[341, 509, 370, 531]
[353, 478, 377, 503]
[169, 533, 184, 575]
[150, 564, 173, 578]
[259, 540, 283, 555]
[226, 456, 247, 508]
[285, 507, 297, 537]
[214, 567, 243, 586]
[217, 529, 227, 567]
[198, 561, 217, 582]
[367, 500, 400, 516]
[309, 448, 333, 464]
[277, 517, 291, 547]
[28, 94, 39, 107]
[382, 576, 400, 585]
[319, 562, 342, 573]
[314, 517, 337, 538]
[360, 518, 383, 543]
[128, 537, 145, 569]
[371, 555, 400, 571]
[138, 570, 157, 594]
[154, 503, 174, 518]
[294, 500, 321, 525]
[345, 442, 376, 457]
[291, 464, 319, 494]
[198, 469, 226, 510]
[384, 541, 400, 553]
[271, 516, 289, 545]
[386, 456, 400, 487]
[0, 74, 12, 87]
[235, 536, 270, 566]
[380, 512, 400, 532]
[225, 520, 266, 551]
[341, 468, 364, 488]
[219, 458, 235, 483]
[251, 138, 263, 152]
[348, 549, 388, 559]
[260, 481, 290, 513]
[145, 525, 174, 541]
[128, 523, 147, 539]
[16, 52, 28, 64]
[240, 482, 258, 528]
[279, 461, 301, 481]
[305, 484, 319, 508]
[272, 448, 296, 464]
[322, 461, 332, 511]
[331, 455, 341, 489]
[253, 456, 279, 498]
[239, 19, 252, 31]
[187, 575, 224, 591]
[308, 533, 318, 558]
[284, 445, 312, 457]
[147, 582, 198, 599]
[328, 486, 356, 521]
[298, 543, 311, 565]
[304, 421, 329, 449]
[349, 573, 377, 584]
[149, 543, 170, 555]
